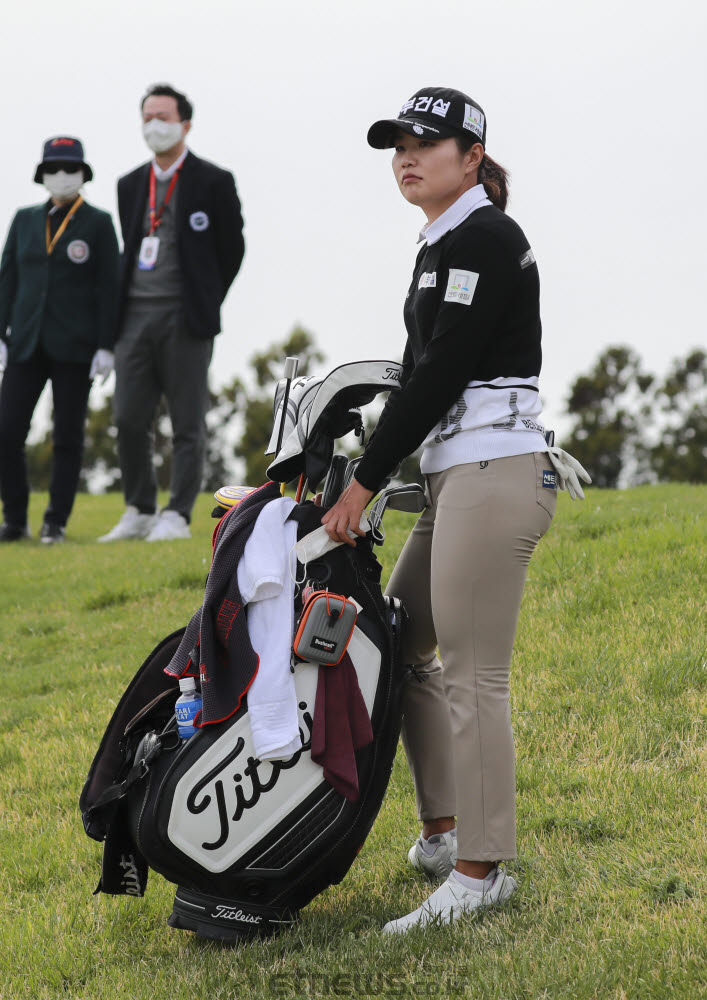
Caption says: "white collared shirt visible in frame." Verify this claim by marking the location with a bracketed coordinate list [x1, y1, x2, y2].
[152, 147, 188, 181]
[418, 183, 492, 246]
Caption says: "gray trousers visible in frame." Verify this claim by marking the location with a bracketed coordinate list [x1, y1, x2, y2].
[113, 301, 213, 519]
[385, 452, 556, 861]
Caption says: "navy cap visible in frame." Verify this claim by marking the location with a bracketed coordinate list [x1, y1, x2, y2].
[368, 87, 486, 150]
[33, 136, 93, 184]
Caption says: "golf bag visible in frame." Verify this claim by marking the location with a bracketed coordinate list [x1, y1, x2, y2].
[80, 361, 415, 943]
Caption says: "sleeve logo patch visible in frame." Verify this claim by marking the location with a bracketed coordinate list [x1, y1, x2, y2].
[444, 269, 479, 305]
[542, 470, 557, 489]
[519, 248, 536, 269]
[418, 271, 437, 289]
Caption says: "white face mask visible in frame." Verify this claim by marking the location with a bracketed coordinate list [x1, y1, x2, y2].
[142, 119, 184, 154]
[43, 170, 84, 200]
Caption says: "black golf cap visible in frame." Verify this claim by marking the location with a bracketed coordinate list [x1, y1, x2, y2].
[33, 136, 93, 183]
[367, 87, 486, 150]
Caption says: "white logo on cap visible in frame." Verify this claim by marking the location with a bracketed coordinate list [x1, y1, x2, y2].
[189, 211, 209, 232]
[413, 125, 423, 135]
[463, 104, 485, 139]
[67, 239, 90, 264]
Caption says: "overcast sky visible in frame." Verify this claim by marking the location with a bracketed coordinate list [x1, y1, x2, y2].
[2, 0, 705, 441]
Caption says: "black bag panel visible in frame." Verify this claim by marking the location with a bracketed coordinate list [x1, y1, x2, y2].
[80, 629, 184, 840]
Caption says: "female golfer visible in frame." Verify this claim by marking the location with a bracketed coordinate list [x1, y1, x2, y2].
[323, 87, 587, 933]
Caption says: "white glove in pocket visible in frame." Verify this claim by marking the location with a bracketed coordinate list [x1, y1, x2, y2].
[546, 447, 592, 500]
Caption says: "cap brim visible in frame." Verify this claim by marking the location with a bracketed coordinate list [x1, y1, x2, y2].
[33, 161, 93, 183]
[367, 117, 460, 149]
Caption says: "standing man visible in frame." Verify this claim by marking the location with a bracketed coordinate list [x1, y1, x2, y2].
[0, 137, 119, 543]
[99, 83, 245, 543]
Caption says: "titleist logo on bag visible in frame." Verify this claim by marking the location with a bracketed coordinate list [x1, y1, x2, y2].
[210, 905, 262, 924]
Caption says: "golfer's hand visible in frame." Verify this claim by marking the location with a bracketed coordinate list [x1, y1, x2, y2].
[547, 447, 592, 500]
[321, 479, 373, 546]
[0, 341, 7, 372]
[90, 349, 114, 383]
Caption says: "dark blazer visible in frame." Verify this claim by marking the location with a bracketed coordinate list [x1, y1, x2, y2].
[0, 199, 120, 364]
[117, 151, 245, 340]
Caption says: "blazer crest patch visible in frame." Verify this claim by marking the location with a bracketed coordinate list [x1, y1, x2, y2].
[189, 211, 209, 232]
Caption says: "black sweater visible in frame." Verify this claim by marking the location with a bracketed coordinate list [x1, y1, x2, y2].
[355, 204, 542, 491]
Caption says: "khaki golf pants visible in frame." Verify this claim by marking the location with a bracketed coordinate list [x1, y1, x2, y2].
[385, 452, 556, 861]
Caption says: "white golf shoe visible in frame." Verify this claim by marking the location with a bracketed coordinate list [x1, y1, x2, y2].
[145, 510, 191, 542]
[97, 506, 157, 542]
[382, 868, 517, 934]
[407, 830, 457, 879]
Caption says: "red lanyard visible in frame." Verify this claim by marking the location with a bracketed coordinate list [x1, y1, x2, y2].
[148, 165, 180, 235]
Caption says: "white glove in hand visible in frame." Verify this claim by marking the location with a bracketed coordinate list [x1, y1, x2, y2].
[547, 447, 592, 500]
[90, 349, 114, 383]
[0, 341, 7, 372]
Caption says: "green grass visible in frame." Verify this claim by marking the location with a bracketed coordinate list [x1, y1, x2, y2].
[0, 486, 705, 999]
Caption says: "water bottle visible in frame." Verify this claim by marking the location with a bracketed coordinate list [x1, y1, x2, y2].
[175, 677, 202, 740]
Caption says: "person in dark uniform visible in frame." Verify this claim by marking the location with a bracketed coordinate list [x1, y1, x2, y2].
[322, 87, 589, 932]
[0, 137, 119, 543]
[98, 83, 245, 544]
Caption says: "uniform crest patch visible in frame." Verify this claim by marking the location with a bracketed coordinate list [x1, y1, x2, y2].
[67, 239, 89, 263]
[189, 211, 209, 232]
[418, 272, 437, 289]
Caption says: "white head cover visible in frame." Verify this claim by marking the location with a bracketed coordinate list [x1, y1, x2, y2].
[266, 360, 403, 486]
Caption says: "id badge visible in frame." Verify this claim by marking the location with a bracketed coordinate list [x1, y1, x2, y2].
[138, 236, 160, 270]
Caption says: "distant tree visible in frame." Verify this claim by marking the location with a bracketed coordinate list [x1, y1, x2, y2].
[78, 395, 121, 492]
[234, 326, 325, 485]
[25, 431, 53, 491]
[202, 377, 246, 492]
[564, 346, 654, 488]
[648, 349, 707, 483]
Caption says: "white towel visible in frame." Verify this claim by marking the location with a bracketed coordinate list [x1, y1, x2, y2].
[237, 496, 300, 760]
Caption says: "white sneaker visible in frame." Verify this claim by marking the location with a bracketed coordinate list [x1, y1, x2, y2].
[145, 510, 191, 542]
[97, 506, 157, 542]
[408, 830, 457, 879]
[382, 868, 517, 934]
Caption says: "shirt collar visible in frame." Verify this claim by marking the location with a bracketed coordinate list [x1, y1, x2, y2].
[47, 195, 81, 217]
[417, 184, 492, 245]
[152, 147, 188, 181]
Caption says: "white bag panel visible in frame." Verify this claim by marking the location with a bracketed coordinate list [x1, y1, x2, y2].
[167, 627, 381, 873]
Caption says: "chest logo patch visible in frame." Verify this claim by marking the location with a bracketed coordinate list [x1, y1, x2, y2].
[444, 268, 478, 305]
[189, 211, 210, 232]
[67, 239, 90, 264]
[418, 272, 437, 289]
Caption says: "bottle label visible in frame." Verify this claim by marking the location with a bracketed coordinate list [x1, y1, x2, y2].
[176, 696, 202, 736]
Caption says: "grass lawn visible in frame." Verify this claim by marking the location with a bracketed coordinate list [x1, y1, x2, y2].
[0, 485, 705, 1000]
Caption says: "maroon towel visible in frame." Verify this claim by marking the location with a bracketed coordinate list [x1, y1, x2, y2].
[310, 651, 373, 801]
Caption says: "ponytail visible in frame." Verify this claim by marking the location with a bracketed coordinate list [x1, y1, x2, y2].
[478, 153, 509, 212]
[454, 137, 510, 211]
